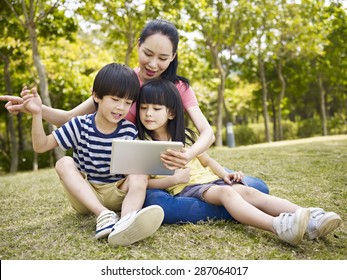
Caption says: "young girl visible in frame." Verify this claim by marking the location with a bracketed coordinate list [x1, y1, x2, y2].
[136, 79, 342, 246]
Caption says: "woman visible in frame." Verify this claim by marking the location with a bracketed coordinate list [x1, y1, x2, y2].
[2, 19, 269, 224]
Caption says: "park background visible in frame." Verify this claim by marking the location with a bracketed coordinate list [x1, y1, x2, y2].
[1, 0, 347, 173]
[0, 0, 346, 261]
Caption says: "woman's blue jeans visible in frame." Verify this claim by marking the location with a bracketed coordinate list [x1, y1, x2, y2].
[144, 170, 269, 224]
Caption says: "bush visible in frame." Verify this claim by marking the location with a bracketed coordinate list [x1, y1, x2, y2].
[18, 150, 54, 171]
[282, 120, 298, 140]
[328, 114, 347, 135]
[248, 123, 268, 143]
[0, 154, 10, 174]
[234, 125, 257, 146]
[297, 118, 322, 138]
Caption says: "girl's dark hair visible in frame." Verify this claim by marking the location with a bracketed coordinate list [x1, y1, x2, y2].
[92, 63, 140, 109]
[139, 19, 190, 87]
[136, 79, 196, 145]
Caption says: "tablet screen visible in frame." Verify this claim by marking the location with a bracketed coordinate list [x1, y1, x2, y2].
[110, 140, 184, 175]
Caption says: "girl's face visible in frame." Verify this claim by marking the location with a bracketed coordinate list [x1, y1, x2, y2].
[137, 33, 176, 83]
[139, 103, 174, 140]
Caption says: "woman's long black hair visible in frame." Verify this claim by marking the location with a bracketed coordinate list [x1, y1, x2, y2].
[136, 79, 196, 145]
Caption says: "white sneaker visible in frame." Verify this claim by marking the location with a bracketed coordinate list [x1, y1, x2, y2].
[108, 205, 164, 246]
[306, 208, 342, 240]
[95, 210, 120, 239]
[273, 208, 310, 246]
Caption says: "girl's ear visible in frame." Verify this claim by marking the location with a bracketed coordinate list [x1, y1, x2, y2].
[168, 110, 176, 120]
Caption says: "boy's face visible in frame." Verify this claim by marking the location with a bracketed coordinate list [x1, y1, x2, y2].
[93, 95, 133, 126]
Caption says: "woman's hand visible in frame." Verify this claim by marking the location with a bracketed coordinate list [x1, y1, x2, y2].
[223, 171, 244, 185]
[0, 86, 31, 115]
[161, 148, 192, 170]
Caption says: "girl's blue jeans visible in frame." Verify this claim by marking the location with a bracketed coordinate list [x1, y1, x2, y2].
[144, 170, 269, 224]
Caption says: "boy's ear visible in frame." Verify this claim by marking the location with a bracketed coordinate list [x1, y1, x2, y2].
[92, 92, 100, 103]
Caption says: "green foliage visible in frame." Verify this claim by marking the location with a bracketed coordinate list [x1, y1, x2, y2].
[297, 117, 322, 138]
[0, 154, 9, 173]
[1, 0, 347, 170]
[233, 120, 297, 146]
[0, 149, 53, 173]
[18, 150, 53, 171]
[328, 113, 347, 135]
[38, 8, 78, 41]
[233, 125, 258, 146]
[281, 120, 298, 140]
[41, 37, 114, 110]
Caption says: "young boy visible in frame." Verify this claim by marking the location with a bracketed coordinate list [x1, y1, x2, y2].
[22, 63, 164, 246]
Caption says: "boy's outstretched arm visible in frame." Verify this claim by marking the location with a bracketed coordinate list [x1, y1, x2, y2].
[40, 96, 95, 127]
[23, 88, 58, 153]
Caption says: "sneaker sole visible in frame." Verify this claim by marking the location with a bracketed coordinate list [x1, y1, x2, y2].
[108, 206, 164, 246]
[289, 208, 311, 246]
[308, 213, 342, 240]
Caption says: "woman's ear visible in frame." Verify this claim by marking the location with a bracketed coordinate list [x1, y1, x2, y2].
[171, 52, 177, 62]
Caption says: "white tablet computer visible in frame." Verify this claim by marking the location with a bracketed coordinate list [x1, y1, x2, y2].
[110, 139, 184, 175]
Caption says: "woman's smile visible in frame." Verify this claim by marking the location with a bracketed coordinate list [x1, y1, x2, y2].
[144, 68, 157, 77]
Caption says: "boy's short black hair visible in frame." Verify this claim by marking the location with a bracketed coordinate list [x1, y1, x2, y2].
[92, 63, 140, 108]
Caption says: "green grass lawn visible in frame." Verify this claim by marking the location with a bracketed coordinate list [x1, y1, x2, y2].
[0, 135, 346, 260]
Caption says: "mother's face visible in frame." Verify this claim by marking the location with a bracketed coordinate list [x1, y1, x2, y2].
[137, 33, 176, 83]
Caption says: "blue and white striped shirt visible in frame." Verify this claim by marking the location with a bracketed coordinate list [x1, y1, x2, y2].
[53, 113, 138, 184]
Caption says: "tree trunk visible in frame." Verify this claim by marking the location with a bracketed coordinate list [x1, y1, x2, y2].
[0, 53, 18, 173]
[271, 98, 277, 141]
[216, 75, 225, 147]
[317, 72, 328, 136]
[210, 45, 225, 147]
[124, 22, 134, 66]
[17, 113, 25, 151]
[257, 45, 271, 142]
[277, 59, 286, 140]
[32, 152, 38, 171]
[26, 20, 64, 166]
